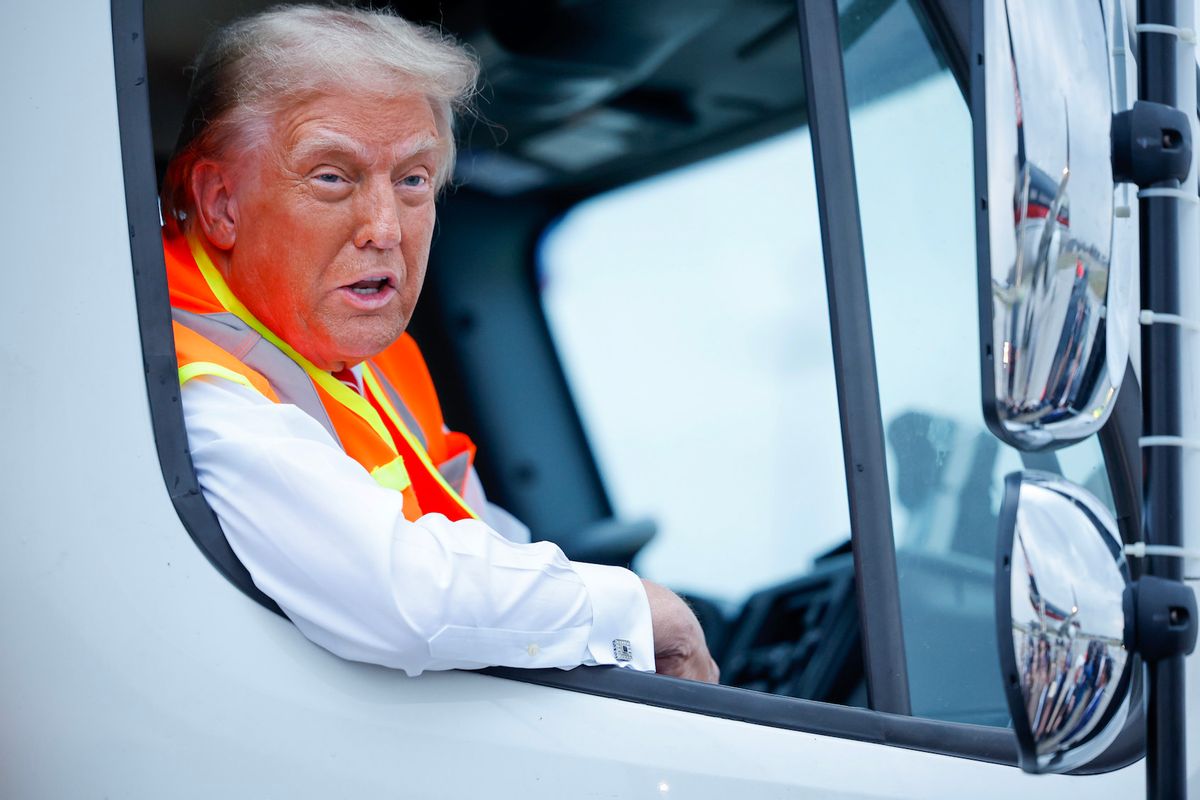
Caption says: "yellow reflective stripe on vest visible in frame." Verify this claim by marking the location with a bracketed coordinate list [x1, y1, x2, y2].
[362, 363, 480, 520]
[186, 234, 399, 454]
[179, 361, 259, 393]
[181, 360, 413, 495]
[370, 456, 412, 493]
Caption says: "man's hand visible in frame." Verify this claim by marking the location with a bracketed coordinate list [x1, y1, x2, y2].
[641, 579, 720, 683]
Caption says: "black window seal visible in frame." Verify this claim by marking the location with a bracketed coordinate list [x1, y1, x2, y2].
[914, 0, 970, 97]
[483, 664, 1142, 774]
[795, 0, 912, 716]
[111, 0, 281, 616]
[115, 0, 1142, 775]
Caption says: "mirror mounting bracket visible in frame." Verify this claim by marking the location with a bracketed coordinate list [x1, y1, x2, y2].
[1122, 575, 1199, 661]
[1111, 100, 1193, 186]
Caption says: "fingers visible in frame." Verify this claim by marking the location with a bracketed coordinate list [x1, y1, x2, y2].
[641, 579, 720, 684]
[656, 651, 720, 683]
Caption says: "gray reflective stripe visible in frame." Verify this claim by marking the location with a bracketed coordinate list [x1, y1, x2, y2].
[172, 308, 343, 448]
[366, 358, 473, 497]
[365, 359, 428, 449]
[436, 451, 470, 494]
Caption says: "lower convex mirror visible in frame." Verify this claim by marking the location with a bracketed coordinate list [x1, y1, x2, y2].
[995, 471, 1133, 773]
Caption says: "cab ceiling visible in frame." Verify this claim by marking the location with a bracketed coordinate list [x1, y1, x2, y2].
[144, 0, 925, 198]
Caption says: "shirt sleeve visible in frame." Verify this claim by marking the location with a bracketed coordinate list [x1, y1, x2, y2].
[181, 374, 655, 676]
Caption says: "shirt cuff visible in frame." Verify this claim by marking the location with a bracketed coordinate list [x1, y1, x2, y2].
[570, 561, 655, 672]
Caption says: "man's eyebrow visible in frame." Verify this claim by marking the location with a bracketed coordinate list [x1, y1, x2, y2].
[288, 132, 371, 164]
[288, 132, 444, 167]
[390, 133, 443, 165]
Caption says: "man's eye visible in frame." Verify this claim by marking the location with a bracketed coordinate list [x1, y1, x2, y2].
[315, 173, 344, 184]
[399, 174, 427, 188]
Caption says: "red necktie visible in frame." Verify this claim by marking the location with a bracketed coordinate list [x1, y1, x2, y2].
[332, 367, 360, 394]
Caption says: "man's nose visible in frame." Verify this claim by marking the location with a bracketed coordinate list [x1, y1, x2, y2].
[353, 178, 402, 250]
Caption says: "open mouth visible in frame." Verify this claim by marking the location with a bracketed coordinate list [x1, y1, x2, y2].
[346, 277, 391, 295]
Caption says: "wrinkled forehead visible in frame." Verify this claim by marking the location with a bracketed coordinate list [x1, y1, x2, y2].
[268, 90, 446, 167]
[285, 129, 444, 167]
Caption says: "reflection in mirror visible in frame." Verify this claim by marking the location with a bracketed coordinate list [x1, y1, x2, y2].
[996, 471, 1134, 773]
[974, 0, 1135, 450]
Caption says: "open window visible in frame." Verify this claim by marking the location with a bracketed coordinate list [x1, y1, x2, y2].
[539, 120, 860, 703]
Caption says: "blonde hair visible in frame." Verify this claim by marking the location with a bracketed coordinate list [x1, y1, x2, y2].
[161, 4, 478, 228]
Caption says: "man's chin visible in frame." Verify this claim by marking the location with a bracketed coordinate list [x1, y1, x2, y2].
[293, 316, 409, 370]
[331, 331, 407, 366]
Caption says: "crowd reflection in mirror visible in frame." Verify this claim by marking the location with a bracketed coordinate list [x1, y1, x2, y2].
[1013, 532, 1124, 756]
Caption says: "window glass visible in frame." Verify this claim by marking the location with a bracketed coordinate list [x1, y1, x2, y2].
[841, 0, 1115, 725]
[540, 128, 859, 701]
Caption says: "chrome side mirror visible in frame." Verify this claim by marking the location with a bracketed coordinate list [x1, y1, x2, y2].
[995, 472, 1133, 773]
[972, 0, 1135, 450]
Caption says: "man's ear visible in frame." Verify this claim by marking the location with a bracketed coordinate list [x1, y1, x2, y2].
[190, 161, 239, 250]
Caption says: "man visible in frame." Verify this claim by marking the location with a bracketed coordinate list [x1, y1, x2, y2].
[161, 4, 717, 682]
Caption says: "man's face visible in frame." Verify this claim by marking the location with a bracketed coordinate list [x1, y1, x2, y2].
[216, 91, 443, 371]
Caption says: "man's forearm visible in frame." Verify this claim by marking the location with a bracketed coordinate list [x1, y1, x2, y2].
[183, 375, 655, 675]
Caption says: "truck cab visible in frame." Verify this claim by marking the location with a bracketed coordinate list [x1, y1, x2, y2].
[1, 0, 1194, 796]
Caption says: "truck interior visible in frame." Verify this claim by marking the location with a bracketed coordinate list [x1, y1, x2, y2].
[131, 0, 1144, 759]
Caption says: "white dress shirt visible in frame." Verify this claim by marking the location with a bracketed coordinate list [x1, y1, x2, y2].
[181, 373, 655, 676]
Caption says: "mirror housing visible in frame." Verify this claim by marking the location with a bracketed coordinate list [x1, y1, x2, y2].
[972, 0, 1136, 451]
[995, 471, 1134, 773]
[1111, 100, 1193, 187]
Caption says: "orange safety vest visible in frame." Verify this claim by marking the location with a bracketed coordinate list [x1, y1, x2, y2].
[165, 231, 479, 523]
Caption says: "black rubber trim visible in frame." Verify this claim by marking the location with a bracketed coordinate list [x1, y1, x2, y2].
[914, 0, 970, 97]
[795, 0, 912, 716]
[970, 0, 1050, 452]
[487, 665, 1010, 761]
[969, 0, 1000, 449]
[487, 663, 1135, 774]
[993, 473, 1034, 768]
[111, 0, 282, 616]
[1099, 365, 1144, 562]
[485, 652, 1143, 773]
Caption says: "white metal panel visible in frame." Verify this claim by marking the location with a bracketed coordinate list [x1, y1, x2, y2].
[0, 1, 1145, 797]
